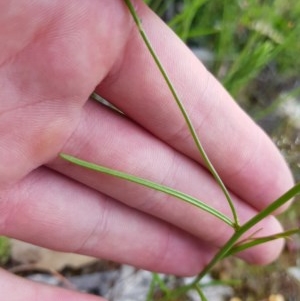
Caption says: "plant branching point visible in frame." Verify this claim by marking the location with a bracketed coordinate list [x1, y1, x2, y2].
[60, 1, 300, 300]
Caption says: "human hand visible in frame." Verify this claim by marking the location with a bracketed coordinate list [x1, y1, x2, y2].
[0, 0, 294, 300]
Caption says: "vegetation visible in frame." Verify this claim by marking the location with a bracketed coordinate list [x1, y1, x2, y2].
[62, 0, 300, 300]
[147, 1, 300, 93]
[0, 236, 10, 265]
[3, 1, 298, 300]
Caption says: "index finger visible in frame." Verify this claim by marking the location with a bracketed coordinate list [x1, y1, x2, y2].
[96, 0, 293, 210]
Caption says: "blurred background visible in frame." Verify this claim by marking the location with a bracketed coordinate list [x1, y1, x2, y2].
[1, 1, 299, 300]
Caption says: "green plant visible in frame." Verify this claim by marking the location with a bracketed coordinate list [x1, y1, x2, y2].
[148, 0, 300, 106]
[61, 1, 300, 300]
[0, 236, 10, 265]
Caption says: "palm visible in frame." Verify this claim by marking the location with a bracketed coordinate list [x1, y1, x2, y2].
[0, 1, 129, 186]
[0, 1, 294, 300]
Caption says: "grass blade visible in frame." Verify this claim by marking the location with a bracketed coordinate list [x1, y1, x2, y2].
[227, 228, 300, 256]
[60, 153, 234, 227]
[241, 182, 300, 232]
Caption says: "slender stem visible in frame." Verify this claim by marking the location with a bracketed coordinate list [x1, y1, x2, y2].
[190, 182, 300, 285]
[194, 229, 244, 282]
[123, 0, 239, 228]
[194, 284, 208, 301]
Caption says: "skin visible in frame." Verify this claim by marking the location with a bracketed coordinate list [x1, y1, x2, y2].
[0, 0, 294, 300]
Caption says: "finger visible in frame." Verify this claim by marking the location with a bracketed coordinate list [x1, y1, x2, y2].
[0, 268, 103, 301]
[0, 0, 131, 187]
[50, 100, 284, 265]
[96, 0, 294, 211]
[1, 167, 217, 276]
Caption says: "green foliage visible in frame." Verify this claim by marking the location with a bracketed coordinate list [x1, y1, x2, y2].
[62, 1, 300, 300]
[59, 1, 300, 300]
[147, 0, 300, 98]
[61, 151, 300, 299]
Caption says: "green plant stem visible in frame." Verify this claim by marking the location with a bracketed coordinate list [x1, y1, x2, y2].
[195, 284, 208, 301]
[123, 0, 240, 229]
[60, 154, 234, 227]
[189, 182, 300, 285]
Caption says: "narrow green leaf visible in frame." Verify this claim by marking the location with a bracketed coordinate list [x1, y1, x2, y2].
[60, 153, 234, 227]
[241, 182, 300, 232]
[227, 228, 300, 256]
